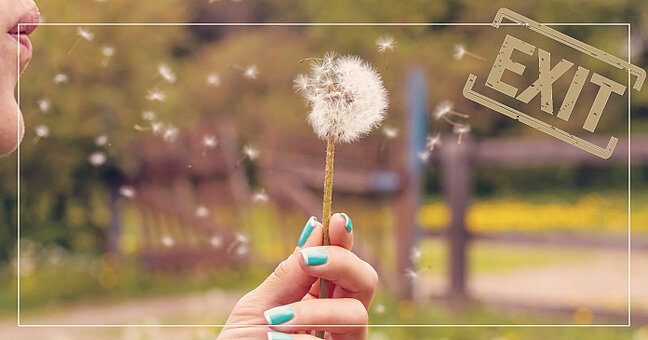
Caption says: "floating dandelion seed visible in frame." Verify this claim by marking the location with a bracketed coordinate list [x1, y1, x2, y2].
[35, 124, 50, 138]
[77, 27, 95, 41]
[376, 35, 396, 53]
[453, 124, 471, 145]
[433, 101, 469, 127]
[418, 150, 431, 162]
[141, 111, 156, 121]
[243, 64, 259, 80]
[95, 134, 108, 146]
[410, 248, 422, 263]
[235, 244, 249, 256]
[54, 73, 68, 84]
[202, 135, 218, 149]
[89, 152, 107, 167]
[195, 206, 209, 217]
[119, 186, 136, 198]
[426, 133, 441, 151]
[242, 144, 260, 161]
[151, 122, 165, 135]
[206, 73, 221, 86]
[161, 236, 175, 248]
[251, 190, 269, 204]
[38, 99, 50, 113]
[453, 43, 486, 62]
[374, 304, 386, 314]
[146, 89, 166, 102]
[296, 53, 388, 321]
[382, 126, 398, 139]
[162, 125, 179, 142]
[210, 236, 222, 248]
[101, 46, 115, 57]
[405, 268, 419, 281]
[158, 64, 177, 83]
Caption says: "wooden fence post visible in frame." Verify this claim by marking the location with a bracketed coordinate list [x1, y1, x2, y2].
[441, 138, 472, 308]
[396, 68, 428, 299]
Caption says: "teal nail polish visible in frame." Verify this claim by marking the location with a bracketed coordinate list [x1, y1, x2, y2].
[340, 212, 353, 232]
[264, 305, 295, 325]
[300, 248, 328, 265]
[297, 216, 317, 247]
[267, 332, 294, 340]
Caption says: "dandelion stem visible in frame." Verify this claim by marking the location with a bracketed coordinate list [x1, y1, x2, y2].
[316, 134, 335, 339]
[442, 115, 465, 128]
[465, 51, 487, 62]
[67, 37, 82, 56]
[449, 110, 469, 119]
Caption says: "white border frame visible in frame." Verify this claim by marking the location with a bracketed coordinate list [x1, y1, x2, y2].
[16, 21, 632, 328]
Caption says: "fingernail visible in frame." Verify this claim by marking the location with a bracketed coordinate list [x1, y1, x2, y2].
[340, 212, 353, 232]
[297, 216, 317, 247]
[300, 248, 328, 265]
[267, 332, 294, 340]
[264, 305, 295, 325]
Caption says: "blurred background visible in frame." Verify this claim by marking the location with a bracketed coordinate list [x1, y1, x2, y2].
[1, 0, 648, 339]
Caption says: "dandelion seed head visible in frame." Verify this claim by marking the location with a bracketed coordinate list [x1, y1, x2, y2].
[243, 64, 259, 80]
[101, 46, 115, 57]
[195, 206, 209, 217]
[35, 124, 50, 138]
[142, 111, 156, 121]
[376, 35, 396, 53]
[434, 100, 453, 120]
[243, 144, 260, 160]
[89, 152, 107, 166]
[210, 236, 222, 248]
[383, 126, 398, 139]
[296, 53, 388, 143]
[38, 99, 50, 113]
[77, 27, 94, 41]
[54, 73, 69, 84]
[161, 236, 175, 247]
[206, 73, 221, 86]
[202, 135, 218, 148]
[146, 89, 166, 102]
[454, 44, 466, 60]
[95, 134, 108, 146]
[119, 186, 136, 198]
[158, 64, 177, 83]
[252, 190, 268, 204]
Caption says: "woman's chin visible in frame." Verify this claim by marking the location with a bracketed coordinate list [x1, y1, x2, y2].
[0, 101, 24, 157]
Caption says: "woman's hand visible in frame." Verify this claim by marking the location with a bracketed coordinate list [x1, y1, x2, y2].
[219, 213, 378, 340]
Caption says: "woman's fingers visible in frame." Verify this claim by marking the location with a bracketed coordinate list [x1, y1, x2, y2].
[267, 332, 320, 340]
[265, 298, 368, 340]
[328, 213, 354, 250]
[299, 246, 378, 308]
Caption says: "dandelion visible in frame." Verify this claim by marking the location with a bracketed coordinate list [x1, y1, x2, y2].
[376, 35, 396, 53]
[146, 89, 166, 102]
[242, 144, 260, 161]
[95, 134, 108, 146]
[161, 236, 175, 248]
[54, 73, 68, 84]
[68, 27, 94, 55]
[142, 111, 156, 121]
[195, 206, 209, 217]
[433, 100, 469, 127]
[251, 189, 269, 204]
[206, 73, 221, 86]
[202, 135, 218, 149]
[119, 186, 136, 198]
[453, 124, 471, 145]
[295, 52, 388, 312]
[426, 133, 441, 151]
[158, 64, 177, 83]
[210, 236, 222, 248]
[453, 43, 486, 62]
[38, 98, 50, 113]
[35, 124, 50, 138]
[162, 125, 179, 142]
[89, 152, 107, 166]
[243, 64, 259, 80]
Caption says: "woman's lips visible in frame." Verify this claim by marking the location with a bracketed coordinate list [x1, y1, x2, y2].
[7, 7, 40, 55]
